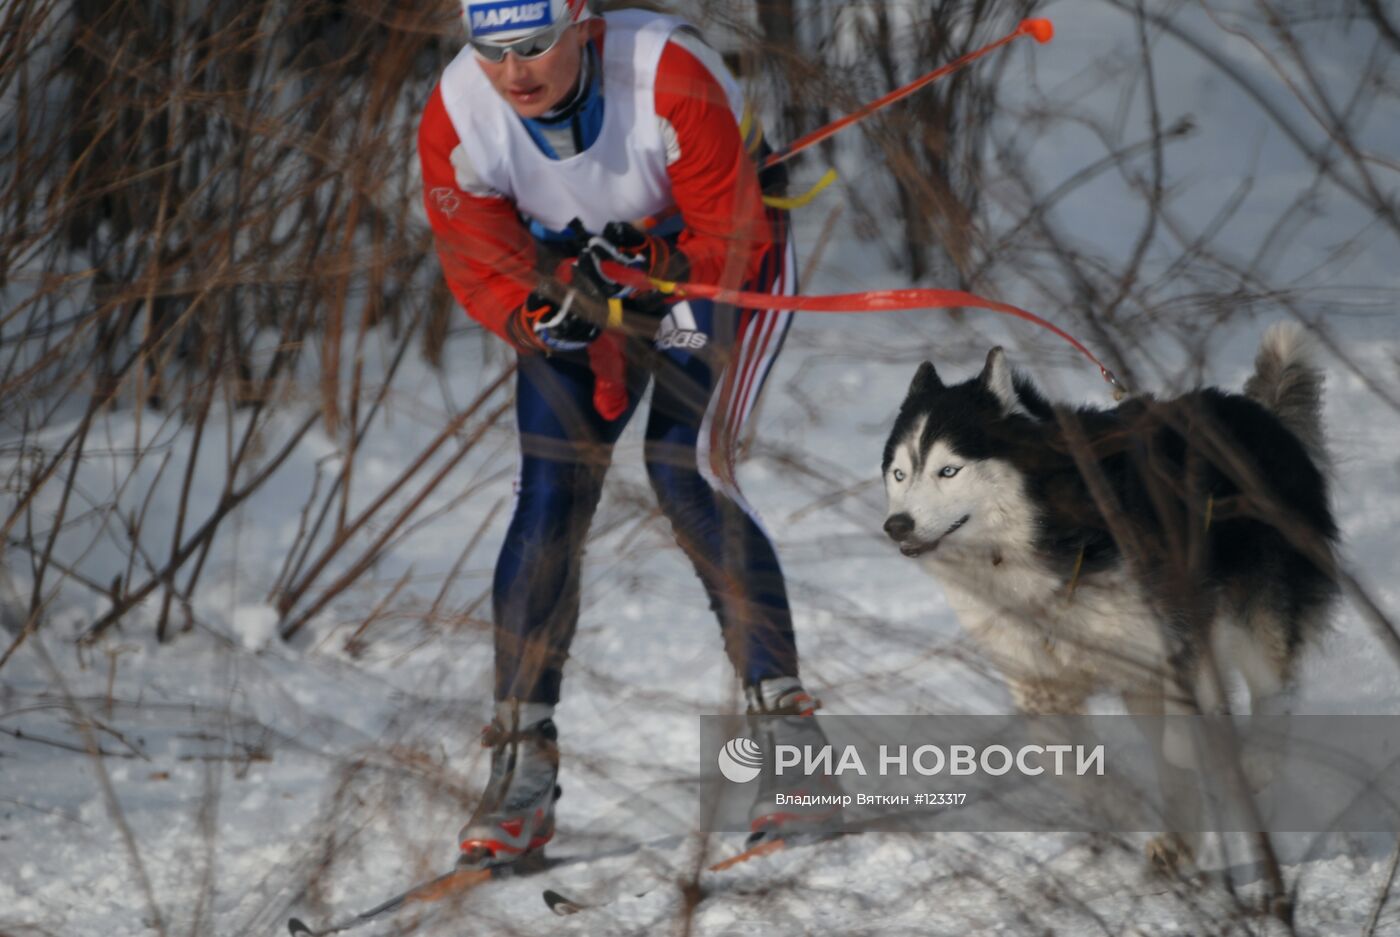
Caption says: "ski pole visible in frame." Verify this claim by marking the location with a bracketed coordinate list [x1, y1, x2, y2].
[585, 17, 1068, 418]
[634, 18, 1053, 232]
[762, 18, 1054, 170]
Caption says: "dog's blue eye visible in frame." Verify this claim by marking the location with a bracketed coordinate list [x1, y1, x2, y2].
[892, 468, 906, 482]
[939, 466, 960, 478]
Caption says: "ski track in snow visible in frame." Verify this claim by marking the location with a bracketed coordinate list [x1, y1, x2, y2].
[3, 2, 1399, 934]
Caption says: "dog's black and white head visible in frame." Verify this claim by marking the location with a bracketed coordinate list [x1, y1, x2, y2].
[881, 348, 1049, 560]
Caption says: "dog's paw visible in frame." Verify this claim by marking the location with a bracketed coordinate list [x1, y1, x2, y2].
[1145, 832, 1195, 877]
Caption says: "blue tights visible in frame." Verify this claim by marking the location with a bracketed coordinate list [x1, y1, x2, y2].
[492, 296, 797, 704]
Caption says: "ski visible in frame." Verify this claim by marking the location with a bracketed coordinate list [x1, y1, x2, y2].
[288, 850, 558, 936]
[706, 832, 811, 872]
[288, 865, 494, 936]
[542, 831, 844, 918]
[542, 887, 588, 916]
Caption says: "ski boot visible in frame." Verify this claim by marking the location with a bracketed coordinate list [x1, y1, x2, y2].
[744, 676, 845, 845]
[457, 700, 561, 870]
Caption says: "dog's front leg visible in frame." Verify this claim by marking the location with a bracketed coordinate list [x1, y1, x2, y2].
[1122, 684, 1204, 877]
[1008, 678, 1129, 834]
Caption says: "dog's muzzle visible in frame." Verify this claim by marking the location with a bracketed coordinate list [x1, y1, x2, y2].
[884, 514, 970, 557]
[883, 513, 915, 541]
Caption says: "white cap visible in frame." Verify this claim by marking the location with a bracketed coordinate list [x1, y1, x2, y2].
[462, 0, 591, 44]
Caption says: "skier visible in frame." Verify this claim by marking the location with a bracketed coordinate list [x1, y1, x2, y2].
[418, 0, 838, 868]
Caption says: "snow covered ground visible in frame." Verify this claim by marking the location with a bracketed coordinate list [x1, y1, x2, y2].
[3, 1, 1399, 935]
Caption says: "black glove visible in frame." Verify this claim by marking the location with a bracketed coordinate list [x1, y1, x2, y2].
[506, 289, 601, 354]
[573, 223, 684, 326]
[584, 221, 689, 285]
[602, 221, 686, 280]
[571, 251, 670, 332]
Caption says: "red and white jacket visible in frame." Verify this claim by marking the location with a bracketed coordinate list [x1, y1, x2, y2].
[418, 10, 774, 350]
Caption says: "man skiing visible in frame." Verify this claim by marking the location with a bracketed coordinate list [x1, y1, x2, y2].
[418, 0, 837, 869]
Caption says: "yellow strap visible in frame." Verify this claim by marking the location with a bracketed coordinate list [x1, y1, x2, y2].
[1065, 545, 1085, 601]
[739, 103, 763, 154]
[607, 297, 624, 329]
[762, 168, 839, 211]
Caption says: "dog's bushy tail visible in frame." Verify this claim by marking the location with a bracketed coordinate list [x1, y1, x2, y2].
[1245, 322, 1328, 467]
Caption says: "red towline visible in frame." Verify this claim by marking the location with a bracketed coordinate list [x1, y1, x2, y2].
[598, 260, 1126, 396]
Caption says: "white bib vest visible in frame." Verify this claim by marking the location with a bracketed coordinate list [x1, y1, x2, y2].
[438, 10, 743, 234]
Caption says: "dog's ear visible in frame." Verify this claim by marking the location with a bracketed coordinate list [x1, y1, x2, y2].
[977, 347, 1028, 417]
[907, 361, 943, 398]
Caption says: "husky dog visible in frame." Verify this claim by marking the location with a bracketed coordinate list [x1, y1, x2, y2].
[881, 323, 1338, 869]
